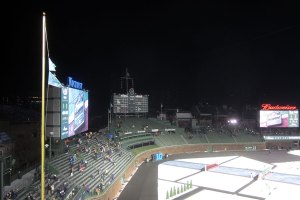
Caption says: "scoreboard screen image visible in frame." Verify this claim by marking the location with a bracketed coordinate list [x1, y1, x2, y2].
[61, 87, 89, 139]
[113, 94, 148, 114]
[259, 110, 299, 128]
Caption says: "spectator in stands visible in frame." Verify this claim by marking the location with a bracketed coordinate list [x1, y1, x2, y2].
[27, 192, 35, 200]
[104, 169, 109, 178]
[59, 186, 65, 199]
[100, 182, 104, 192]
[110, 172, 115, 183]
[79, 163, 85, 175]
[52, 174, 58, 181]
[85, 184, 90, 194]
[70, 166, 74, 177]
[63, 182, 68, 192]
[95, 187, 101, 195]
[47, 173, 52, 183]
[73, 153, 77, 161]
[112, 157, 117, 165]
[64, 144, 69, 154]
[118, 149, 122, 157]
[69, 156, 74, 167]
[47, 184, 52, 195]
[51, 184, 55, 195]
[4, 190, 18, 200]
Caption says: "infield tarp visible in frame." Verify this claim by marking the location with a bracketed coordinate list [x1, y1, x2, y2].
[265, 172, 300, 185]
[162, 160, 205, 170]
[209, 166, 260, 177]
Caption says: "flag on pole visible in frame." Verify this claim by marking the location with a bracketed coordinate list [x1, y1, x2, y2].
[161, 103, 163, 108]
[49, 58, 56, 72]
[48, 72, 63, 87]
[48, 57, 63, 87]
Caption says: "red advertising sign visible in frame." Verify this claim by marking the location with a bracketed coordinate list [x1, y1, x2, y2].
[261, 104, 297, 110]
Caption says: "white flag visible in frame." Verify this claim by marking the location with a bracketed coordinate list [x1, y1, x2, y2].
[48, 72, 62, 87]
[49, 58, 56, 72]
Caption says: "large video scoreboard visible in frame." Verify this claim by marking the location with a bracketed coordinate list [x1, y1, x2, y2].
[61, 86, 89, 139]
[259, 104, 299, 128]
[113, 93, 148, 114]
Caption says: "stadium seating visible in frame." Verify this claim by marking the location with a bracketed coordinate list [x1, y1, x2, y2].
[15, 133, 133, 199]
[11, 117, 265, 200]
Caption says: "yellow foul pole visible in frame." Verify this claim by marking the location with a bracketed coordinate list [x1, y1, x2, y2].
[41, 12, 46, 200]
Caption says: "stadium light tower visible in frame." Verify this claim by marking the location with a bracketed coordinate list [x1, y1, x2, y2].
[228, 119, 238, 125]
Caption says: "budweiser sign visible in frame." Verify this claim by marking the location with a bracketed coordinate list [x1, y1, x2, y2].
[261, 104, 297, 110]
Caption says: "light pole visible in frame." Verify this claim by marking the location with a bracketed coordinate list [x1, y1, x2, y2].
[49, 132, 53, 160]
[108, 109, 110, 132]
[110, 105, 112, 124]
[160, 104, 163, 120]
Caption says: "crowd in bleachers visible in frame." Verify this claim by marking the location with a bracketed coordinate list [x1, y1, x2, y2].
[3, 189, 18, 200]
[183, 120, 264, 143]
[3, 130, 132, 200]
[189, 123, 259, 137]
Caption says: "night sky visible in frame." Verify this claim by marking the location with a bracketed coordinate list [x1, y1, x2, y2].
[5, 1, 300, 116]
